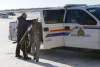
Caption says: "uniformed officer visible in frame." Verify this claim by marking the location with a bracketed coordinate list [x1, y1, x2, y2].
[28, 19, 43, 62]
[15, 13, 31, 60]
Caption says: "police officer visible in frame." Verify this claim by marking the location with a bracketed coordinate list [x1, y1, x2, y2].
[15, 13, 31, 60]
[28, 19, 43, 62]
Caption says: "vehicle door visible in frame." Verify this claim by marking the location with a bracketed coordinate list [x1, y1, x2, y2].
[42, 9, 66, 49]
[64, 9, 98, 49]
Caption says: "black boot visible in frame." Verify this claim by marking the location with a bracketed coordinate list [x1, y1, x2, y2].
[23, 56, 31, 60]
[15, 55, 23, 58]
[36, 59, 39, 62]
[34, 58, 39, 62]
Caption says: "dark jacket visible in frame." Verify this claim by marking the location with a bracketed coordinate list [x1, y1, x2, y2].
[17, 16, 27, 33]
[17, 16, 32, 43]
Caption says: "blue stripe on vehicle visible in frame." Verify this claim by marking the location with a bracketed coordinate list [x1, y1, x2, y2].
[46, 32, 70, 37]
[84, 26, 100, 29]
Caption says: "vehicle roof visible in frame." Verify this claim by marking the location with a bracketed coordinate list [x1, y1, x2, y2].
[42, 7, 64, 11]
[41, 5, 100, 11]
[66, 5, 100, 10]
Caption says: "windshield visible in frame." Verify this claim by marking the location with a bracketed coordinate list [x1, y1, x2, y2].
[87, 7, 100, 20]
[43, 9, 64, 24]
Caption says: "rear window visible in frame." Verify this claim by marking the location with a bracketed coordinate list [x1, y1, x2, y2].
[43, 9, 65, 24]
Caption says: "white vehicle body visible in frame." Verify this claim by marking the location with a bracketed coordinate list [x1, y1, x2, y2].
[9, 5, 100, 50]
[64, 5, 100, 50]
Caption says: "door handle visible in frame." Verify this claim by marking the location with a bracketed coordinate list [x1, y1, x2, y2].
[65, 26, 70, 30]
[44, 27, 49, 32]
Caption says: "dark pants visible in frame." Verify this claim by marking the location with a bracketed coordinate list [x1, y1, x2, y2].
[16, 31, 28, 57]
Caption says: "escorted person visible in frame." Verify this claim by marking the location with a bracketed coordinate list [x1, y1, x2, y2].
[28, 19, 43, 62]
[15, 13, 31, 60]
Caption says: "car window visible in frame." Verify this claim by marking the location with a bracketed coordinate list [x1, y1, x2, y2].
[43, 9, 65, 24]
[65, 9, 97, 25]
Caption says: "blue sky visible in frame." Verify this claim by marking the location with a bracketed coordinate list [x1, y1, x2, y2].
[0, 0, 100, 10]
